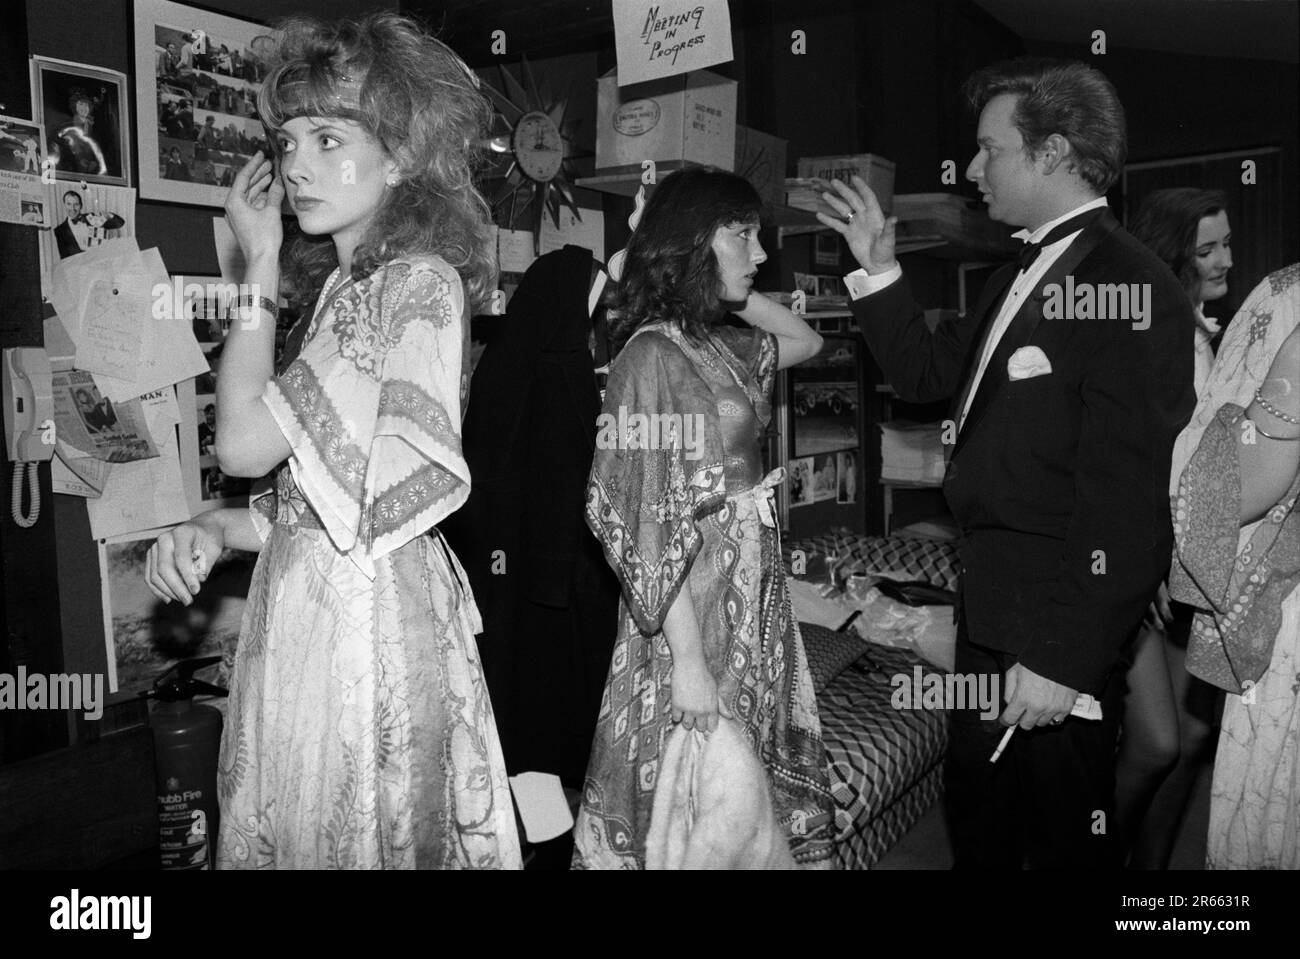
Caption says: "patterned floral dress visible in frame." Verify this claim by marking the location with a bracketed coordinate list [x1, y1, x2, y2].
[216, 254, 521, 869]
[1169, 264, 1300, 869]
[573, 321, 835, 868]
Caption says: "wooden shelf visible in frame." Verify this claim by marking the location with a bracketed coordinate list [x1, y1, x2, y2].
[575, 161, 692, 196]
[879, 477, 943, 489]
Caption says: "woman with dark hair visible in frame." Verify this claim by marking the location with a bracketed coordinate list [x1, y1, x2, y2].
[1130, 188, 1233, 394]
[1114, 188, 1233, 868]
[573, 167, 835, 868]
[144, 12, 520, 869]
[162, 145, 189, 181]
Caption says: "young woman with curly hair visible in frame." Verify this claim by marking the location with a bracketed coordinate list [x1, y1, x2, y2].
[144, 12, 520, 869]
[573, 167, 835, 868]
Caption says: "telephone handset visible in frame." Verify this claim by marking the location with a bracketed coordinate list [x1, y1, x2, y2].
[2, 348, 55, 528]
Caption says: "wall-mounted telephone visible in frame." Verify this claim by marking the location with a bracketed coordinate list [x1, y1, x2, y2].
[2, 348, 54, 527]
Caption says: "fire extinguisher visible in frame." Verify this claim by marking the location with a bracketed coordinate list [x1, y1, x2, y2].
[141, 656, 228, 870]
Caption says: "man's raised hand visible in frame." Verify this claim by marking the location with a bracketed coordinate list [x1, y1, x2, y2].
[814, 174, 899, 275]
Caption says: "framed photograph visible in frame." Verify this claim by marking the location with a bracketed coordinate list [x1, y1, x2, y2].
[814, 232, 839, 268]
[791, 340, 861, 457]
[815, 275, 845, 299]
[133, 0, 275, 207]
[29, 56, 132, 187]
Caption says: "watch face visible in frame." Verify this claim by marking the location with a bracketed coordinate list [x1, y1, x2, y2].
[512, 111, 563, 183]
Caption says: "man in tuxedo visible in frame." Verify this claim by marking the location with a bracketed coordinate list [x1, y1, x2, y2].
[818, 58, 1196, 867]
[54, 191, 124, 259]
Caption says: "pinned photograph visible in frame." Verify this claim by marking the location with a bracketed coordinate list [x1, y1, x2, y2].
[0, 114, 50, 226]
[812, 452, 837, 502]
[789, 455, 814, 507]
[836, 450, 857, 504]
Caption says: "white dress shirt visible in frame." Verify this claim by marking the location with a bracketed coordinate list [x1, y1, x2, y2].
[846, 197, 1109, 430]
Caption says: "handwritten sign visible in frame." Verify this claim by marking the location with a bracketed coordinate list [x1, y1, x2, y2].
[613, 0, 733, 86]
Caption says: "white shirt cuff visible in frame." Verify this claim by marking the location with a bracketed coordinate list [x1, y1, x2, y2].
[845, 265, 902, 300]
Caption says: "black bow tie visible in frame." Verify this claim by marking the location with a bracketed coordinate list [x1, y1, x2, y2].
[1016, 206, 1108, 273]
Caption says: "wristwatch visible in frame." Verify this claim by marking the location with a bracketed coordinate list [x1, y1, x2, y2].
[234, 294, 279, 325]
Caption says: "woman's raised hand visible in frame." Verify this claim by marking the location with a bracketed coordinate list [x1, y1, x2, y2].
[224, 150, 284, 263]
[145, 515, 226, 606]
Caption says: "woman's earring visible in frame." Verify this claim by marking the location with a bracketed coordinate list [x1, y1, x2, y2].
[386, 174, 399, 187]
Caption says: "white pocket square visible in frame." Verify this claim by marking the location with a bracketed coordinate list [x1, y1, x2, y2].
[1007, 346, 1053, 380]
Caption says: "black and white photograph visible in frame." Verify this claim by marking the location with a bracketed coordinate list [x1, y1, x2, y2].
[193, 342, 250, 507]
[134, 0, 275, 206]
[2, 0, 1298, 910]
[29, 56, 131, 186]
[836, 449, 857, 504]
[0, 114, 49, 226]
[100, 537, 255, 698]
[788, 455, 814, 508]
[35, 180, 137, 302]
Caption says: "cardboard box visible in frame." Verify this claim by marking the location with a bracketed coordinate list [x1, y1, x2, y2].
[734, 125, 788, 208]
[795, 154, 896, 214]
[595, 69, 736, 174]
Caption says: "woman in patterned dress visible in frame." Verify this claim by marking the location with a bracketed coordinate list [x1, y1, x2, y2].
[145, 13, 520, 869]
[1168, 265, 1300, 868]
[573, 168, 836, 868]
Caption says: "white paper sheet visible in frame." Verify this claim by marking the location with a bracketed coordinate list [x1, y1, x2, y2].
[539, 206, 606, 260]
[51, 239, 209, 402]
[77, 276, 148, 381]
[613, 0, 734, 85]
[87, 414, 189, 540]
[507, 771, 575, 844]
[497, 228, 536, 274]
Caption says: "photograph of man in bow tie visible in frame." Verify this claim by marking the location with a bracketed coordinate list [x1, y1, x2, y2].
[817, 57, 1197, 869]
[54, 190, 125, 259]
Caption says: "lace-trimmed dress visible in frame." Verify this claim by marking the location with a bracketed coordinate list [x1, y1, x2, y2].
[216, 254, 521, 869]
[573, 321, 835, 868]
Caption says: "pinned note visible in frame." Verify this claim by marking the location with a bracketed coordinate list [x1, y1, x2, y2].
[77, 277, 148, 382]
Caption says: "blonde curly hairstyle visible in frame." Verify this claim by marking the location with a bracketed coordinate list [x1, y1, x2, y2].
[257, 12, 496, 314]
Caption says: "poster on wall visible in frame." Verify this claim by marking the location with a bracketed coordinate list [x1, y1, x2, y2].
[611, 0, 734, 86]
[133, 0, 274, 207]
[29, 56, 132, 187]
[0, 114, 50, 226]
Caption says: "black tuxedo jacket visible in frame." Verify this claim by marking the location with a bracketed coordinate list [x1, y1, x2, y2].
[55, 213, 125, 259]
[54, 219, 80, 258]
[852, 210, 1196, 692]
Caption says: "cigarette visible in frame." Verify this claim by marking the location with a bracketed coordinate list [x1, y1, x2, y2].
[989, 725, 1016, 763]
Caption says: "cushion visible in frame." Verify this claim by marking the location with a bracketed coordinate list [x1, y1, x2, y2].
[800, 622, 868, 694]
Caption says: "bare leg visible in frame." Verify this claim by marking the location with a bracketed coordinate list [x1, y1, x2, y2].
[1127, 620, 1221, 869]
[1113, 623, 1180, 866]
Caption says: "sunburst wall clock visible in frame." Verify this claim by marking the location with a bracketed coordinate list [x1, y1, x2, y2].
[481, 58, 588, 253]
